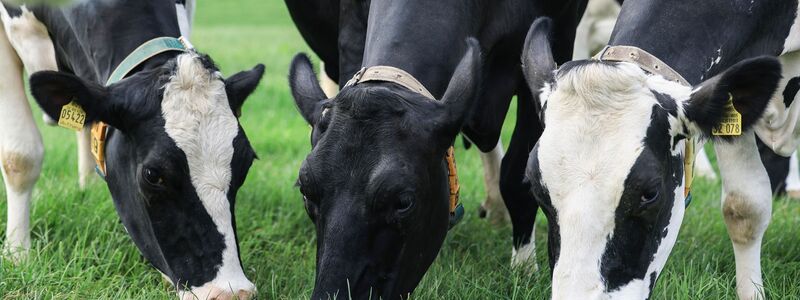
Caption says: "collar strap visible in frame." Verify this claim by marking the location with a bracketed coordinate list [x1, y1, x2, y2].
[594, 45, 690, 86]
[106, 36, 192, 85]
[345, 66, 436, 100]
[344, 65, 464, 226]
[93, 36, 192, 177]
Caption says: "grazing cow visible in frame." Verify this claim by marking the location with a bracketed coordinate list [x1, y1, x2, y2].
[522, 0, 796, 297]
[0, 1, 264, 299]
[287, 0, 589, 298]
[287, 0, 512, 227]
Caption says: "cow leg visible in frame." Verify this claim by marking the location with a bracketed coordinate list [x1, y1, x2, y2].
[477, 139, 509, 224]
[694, 146, 718, 180]
[714, 132, 772, 300]
[785, 151, 800, 198]
[0, 7, 94, 189]
[0, 14, 43, 262]
[319, 61, 339, 98]
[502, 89, 542, 270]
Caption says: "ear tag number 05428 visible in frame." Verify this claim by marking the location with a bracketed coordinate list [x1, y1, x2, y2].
[58, 101, 87, 131]
[711, 94, 741, 136]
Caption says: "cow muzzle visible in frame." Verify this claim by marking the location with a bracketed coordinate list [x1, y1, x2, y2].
[180, 280, 256, 300]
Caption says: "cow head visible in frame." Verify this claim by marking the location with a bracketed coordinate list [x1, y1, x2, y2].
[288, 40, 480, 299]
[29, 52, 264, 300]
[522, 18, 781, 299]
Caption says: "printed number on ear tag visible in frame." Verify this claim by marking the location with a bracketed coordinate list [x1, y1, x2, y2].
[711, 94, 742, 136]
[58, 101, 87, 131]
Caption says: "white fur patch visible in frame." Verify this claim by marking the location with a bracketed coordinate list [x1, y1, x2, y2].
[162, 53, 254, 296]
[510, 223, 537, 272]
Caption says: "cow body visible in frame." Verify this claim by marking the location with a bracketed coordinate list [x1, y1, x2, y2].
[0, 1, 264, 299]
[522, 0, 797, 299]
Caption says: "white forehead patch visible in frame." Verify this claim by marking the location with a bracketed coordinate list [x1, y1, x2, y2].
[162, 53, 254, 294]
[539, 62, 682, 296]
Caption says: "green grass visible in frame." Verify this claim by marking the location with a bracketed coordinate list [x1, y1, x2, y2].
[1, 1, 799, 299]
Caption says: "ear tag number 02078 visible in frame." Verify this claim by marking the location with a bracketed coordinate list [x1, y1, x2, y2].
[711, 94, 742, 136]
[58, 100, 87, 131]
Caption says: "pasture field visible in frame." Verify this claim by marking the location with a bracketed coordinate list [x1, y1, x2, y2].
[1, 1, 799, 299]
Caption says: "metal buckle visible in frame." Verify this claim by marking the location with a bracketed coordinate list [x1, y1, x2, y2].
[345, 67, 367, 87]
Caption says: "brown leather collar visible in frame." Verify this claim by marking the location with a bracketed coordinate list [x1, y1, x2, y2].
[345, 66, 436, 99]
[594, 45, 690, 86]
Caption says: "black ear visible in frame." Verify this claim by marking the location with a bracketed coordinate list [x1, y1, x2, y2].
[225, 64, 265, 117]
[522, 17, 556, 96]
[438, 38, 482, 137]
[685, 56, 782, 136]
[29, 71, 112, 127]
[289, 53, 328, 125]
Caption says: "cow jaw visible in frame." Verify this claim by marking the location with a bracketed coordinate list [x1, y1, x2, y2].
[162, 53, 254, 297]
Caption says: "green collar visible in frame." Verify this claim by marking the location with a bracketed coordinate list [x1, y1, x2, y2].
[94, 36, 192, 178]
[106, 36, 191, 85]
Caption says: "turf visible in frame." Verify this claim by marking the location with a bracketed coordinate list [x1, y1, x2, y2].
[1, 1, 799, 299]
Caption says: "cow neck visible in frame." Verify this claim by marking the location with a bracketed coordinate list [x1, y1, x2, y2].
[608, 0, 796, 85]
[34, 0, 183, 83]
[361, 0, 474, 98]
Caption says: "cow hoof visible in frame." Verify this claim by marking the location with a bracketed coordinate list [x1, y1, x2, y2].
[1, 245, 29, 264]
[477, 205, 488, 218]
[478, 199, 509, 225]
[511, 249, 538, 275]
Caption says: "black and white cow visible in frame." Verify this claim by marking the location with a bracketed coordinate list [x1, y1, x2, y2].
[522, 0, 797, 298]
[287, 0, 590, 298]
[0, 1, 264, 299]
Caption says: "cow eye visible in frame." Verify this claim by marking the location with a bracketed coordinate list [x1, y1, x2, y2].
[395, 193, 415, 216]
[142, 167, 164, 186]
[641, 190, 660, 206]
[302, 194, 318, 222]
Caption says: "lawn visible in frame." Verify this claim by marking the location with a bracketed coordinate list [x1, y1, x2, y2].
[1, 1, 799, 299]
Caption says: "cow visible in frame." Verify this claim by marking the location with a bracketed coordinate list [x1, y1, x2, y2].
[286, 0, 589, 298]
[521, 0, 797, 297]
[0, 1, 264, 299]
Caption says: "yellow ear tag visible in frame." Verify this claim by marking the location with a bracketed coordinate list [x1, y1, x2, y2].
[711, 94, 742, 136]
[58, 101, 87, 131]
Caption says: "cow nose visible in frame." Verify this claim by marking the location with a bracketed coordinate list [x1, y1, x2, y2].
[181, 286, 256, 300]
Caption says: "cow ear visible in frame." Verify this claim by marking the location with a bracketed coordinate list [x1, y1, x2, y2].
[438, 38, 481, 138]
[683, 56, 781, 137]
[29, 71, 116, 128]
[522, 17, 556, 109]
[225, 64, 265, 117]
[289, 53, 327, 125]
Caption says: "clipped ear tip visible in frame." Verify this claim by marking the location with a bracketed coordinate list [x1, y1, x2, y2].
[253, 63, 266, 75]
[290, 53, 314, 72]
[465, 37, 480, 54]
[531, 17, 554, 33]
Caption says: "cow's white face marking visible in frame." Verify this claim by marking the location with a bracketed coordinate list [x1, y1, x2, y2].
[535, 62, 692, 298]
[162, 53, 255, 297]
